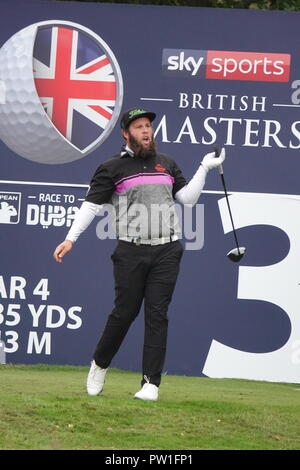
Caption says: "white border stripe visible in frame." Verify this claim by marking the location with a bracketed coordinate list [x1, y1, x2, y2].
[0, 180, 88, 188]
[273, 103, 300, 107]
[140, 97, 174, 102]
[1, 179, 300, 198]
[203, 189, 300, 198]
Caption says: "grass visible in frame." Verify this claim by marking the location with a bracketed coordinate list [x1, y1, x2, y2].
[0, 364, 299, 450]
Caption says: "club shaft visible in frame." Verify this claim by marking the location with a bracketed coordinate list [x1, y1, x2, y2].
[220, 173, 241, 255]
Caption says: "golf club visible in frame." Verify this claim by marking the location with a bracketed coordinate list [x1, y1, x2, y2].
[214, 147, 246, 262]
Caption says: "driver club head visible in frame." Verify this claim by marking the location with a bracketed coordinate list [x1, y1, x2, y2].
[226, 247, 246, 262]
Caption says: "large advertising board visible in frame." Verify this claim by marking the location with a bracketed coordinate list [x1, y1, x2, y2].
[1, 0, 300, 382]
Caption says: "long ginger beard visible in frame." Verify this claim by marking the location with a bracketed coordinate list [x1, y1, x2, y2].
[128, 133, 157, 159]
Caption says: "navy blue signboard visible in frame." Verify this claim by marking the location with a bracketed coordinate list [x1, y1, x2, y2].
[0, 0, 300, 383]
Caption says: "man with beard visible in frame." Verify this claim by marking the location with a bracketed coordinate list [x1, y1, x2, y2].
[53, 108, 225, 401]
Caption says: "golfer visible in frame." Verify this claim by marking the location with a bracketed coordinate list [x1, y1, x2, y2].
[53, 108, 225, 401]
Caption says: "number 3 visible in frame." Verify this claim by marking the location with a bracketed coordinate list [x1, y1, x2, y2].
[203, 194, 300, 383]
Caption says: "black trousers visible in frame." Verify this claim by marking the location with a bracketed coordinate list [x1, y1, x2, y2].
[93, 240, 184, 387]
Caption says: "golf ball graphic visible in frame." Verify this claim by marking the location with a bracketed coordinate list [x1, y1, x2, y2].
[0, 21, 123, 164]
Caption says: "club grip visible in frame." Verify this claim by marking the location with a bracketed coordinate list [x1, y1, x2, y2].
[214, 147, 224, 174]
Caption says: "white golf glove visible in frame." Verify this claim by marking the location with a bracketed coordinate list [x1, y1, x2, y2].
[201, 147, 225, 172]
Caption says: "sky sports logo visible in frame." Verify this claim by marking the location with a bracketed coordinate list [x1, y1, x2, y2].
[162, 48, 290, 82]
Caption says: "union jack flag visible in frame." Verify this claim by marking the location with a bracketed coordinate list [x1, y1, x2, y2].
[33, 25, 119, 151]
